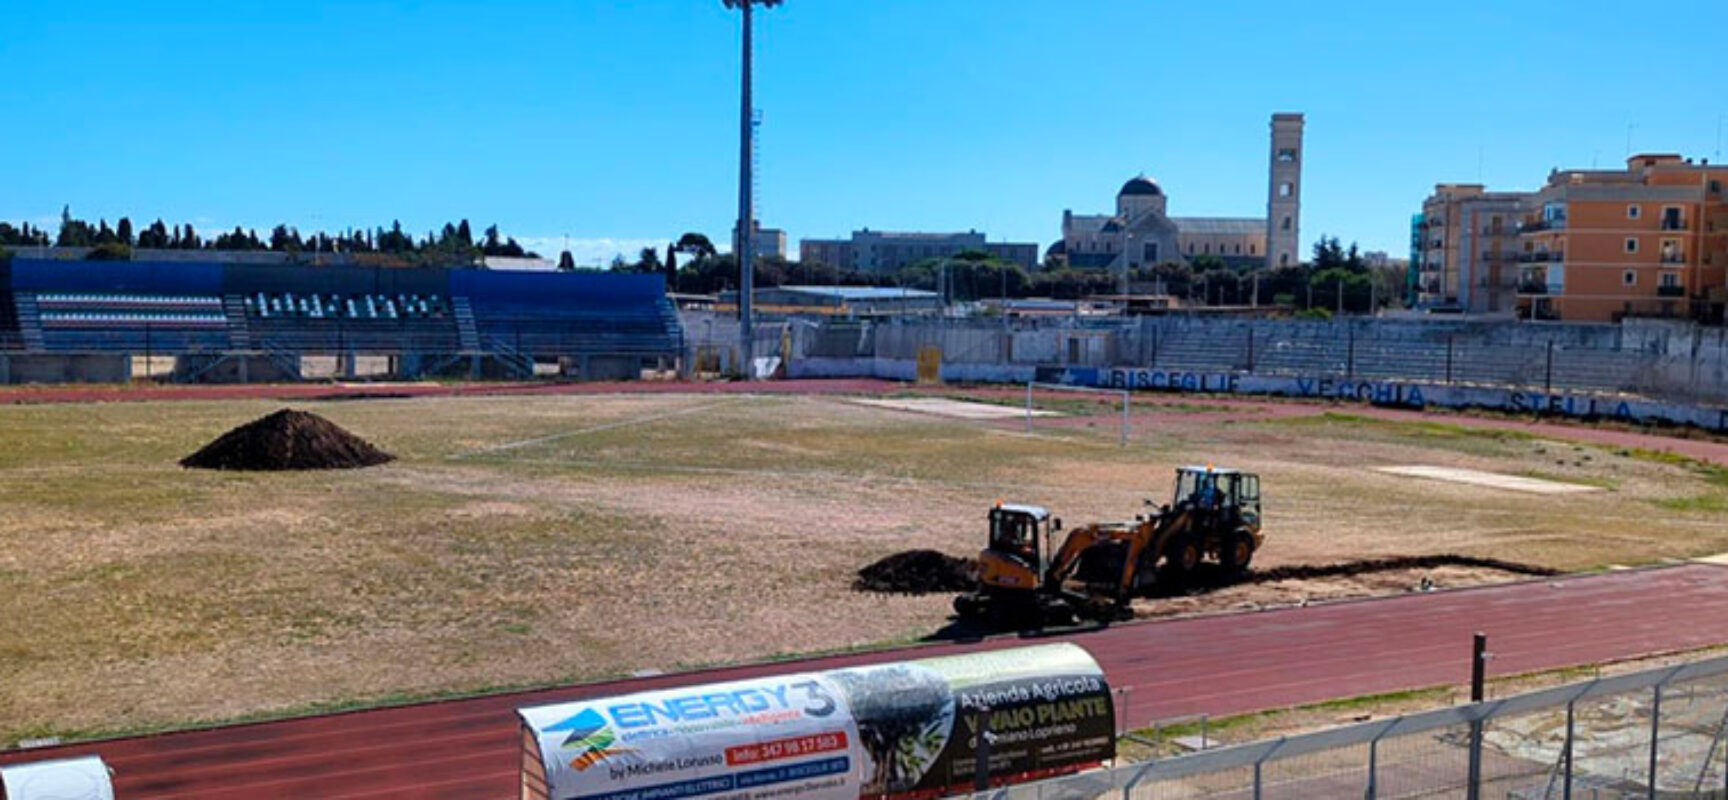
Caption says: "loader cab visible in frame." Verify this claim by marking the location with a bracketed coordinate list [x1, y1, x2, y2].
[1172, 466, 1261, 530]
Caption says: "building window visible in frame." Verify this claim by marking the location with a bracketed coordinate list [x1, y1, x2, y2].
[1281, 217, 1292, 231]
[1277, 148, 1296, 162]
[1624, 238, 1639, 254]
[1627, 205, 1641, 220]
[1660, 272, 1679, 289]
[1623, 270, 1637, 287]
[1203, 243, 1210, 255]
[1279, 253, 1289, 267]
[1250, 244, 1256, 255]
[1661, 207, 1685, 230]
[1279, 182, 1293, 197]
[1234, 243, 1241, 255]
[1144, 242, 1157, 262]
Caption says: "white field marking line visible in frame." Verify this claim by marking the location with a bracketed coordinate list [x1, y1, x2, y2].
[844, 397, 1058, 420]
[980, 427, 1129, 451]
[448, 397, 753, 460]
[1375, 465, 1601, 495]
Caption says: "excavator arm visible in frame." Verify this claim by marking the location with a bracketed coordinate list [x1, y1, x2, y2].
[1044, 525, 1113, 590]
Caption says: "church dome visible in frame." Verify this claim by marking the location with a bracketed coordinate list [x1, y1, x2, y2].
[1118, 176, 1163, 197]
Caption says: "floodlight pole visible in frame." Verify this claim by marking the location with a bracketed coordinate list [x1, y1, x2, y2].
[734, 0, 758, 379]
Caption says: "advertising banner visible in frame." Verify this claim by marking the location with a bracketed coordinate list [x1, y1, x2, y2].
[518, 643, 1113, 800]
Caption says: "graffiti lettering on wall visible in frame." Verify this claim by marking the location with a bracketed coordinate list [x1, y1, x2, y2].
[1036, 366, 1728, 433]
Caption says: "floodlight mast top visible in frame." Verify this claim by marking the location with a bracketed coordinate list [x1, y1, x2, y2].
[723, 0, 783, 379]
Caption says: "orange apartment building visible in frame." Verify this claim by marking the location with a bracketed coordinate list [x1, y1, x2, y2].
[1516, 154, 1727, 323]
[1414, 184, 1531, 314]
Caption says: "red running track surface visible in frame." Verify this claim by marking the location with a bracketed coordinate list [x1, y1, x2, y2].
[4, 564, 1728, 798]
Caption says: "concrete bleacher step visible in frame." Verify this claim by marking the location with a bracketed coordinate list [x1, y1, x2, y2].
[222, 296, 251, 349]
[14, 293, 45, 351]
[452, 297, 481, 351]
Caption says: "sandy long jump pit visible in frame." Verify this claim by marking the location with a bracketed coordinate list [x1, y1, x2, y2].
[1376, 465, 1600, 495]
[845, 397, 1057, 420]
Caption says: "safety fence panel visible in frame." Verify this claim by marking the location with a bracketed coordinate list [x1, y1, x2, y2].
[974, 654, 1728, 800]
[1372, 725, 1473, 799]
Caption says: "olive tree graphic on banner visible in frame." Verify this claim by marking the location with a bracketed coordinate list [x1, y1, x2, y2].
[829, 664, 956, 794]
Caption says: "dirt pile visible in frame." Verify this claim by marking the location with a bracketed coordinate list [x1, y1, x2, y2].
[180, 409, 396, 471]
[855, 550, 978, 594]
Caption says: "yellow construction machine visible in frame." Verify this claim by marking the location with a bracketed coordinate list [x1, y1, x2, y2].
[954, 466, 1263, 625]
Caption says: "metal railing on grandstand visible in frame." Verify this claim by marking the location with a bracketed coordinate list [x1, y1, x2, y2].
[970, 654, 1728, 800]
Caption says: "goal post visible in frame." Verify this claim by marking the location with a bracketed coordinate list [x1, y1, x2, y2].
[1025, 381, 1131, 446]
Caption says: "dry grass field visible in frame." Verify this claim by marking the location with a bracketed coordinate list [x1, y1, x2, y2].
[1, 391, 1724, 745]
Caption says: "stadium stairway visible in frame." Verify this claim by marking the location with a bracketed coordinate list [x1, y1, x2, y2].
[223, 296, 251, 350]
[453, 297, 481, 352]
[15, 293, 44, 351]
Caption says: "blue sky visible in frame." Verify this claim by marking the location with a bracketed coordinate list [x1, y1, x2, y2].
[3, 1, 1724, 265]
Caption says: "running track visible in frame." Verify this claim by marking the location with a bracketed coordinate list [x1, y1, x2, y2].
[5, 564, 1728, 798]
[3, 378, 1724, 467]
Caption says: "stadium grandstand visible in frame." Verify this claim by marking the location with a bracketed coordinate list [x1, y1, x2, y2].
[0, 258, 683, 383]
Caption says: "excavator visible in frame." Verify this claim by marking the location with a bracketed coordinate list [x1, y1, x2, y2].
[954, 466, 1263, 625]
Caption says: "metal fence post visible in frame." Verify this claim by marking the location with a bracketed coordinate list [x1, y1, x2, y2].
[1563, 699, 1575, 800]
[1545, 340, 1555, 394]
[1648, 684, 1662, 800]
[1467, 633, 1487, 800]
[1254, 738, 1286, 800]
[1121, 760, 1157, 800]
[1120, 390, 1129, 448]
[1365, 737, 1379, 800]
[1347, 324, 1356, 379]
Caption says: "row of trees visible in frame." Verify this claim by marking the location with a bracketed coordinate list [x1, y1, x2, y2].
[590, 231, 1405, 314]
[0, 207, 538, 265]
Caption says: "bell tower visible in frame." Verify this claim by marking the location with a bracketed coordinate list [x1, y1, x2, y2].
[1267, 113, 1304, 268]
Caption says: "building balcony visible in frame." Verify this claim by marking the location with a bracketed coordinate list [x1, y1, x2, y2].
[1657, 285, 1686, 298]
[1516, 282, 1548, 295]
[1520, 219, 1566, 233]
[1660, 254, 1687, 264]
[1518, 251, 1563, 263]
[1661, 219, 1688, 231]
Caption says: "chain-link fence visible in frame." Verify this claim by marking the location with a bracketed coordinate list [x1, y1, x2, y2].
[960, 655, 1728, 800]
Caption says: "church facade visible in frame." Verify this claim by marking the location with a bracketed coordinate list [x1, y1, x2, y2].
[1052, 113, 1304, 272]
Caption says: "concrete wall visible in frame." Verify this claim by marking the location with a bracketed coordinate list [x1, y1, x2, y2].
[174, 354, 302, 383]
[1046, 365, 1728, 433]
[785, 315, 1728, 430]
[0, 354, 131, 384]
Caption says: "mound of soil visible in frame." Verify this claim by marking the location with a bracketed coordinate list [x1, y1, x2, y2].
[180, 409, 396, 471]
[855, 550, 978, 594]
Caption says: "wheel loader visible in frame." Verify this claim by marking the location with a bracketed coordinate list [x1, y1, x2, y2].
[954, 466, 1263, 625]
